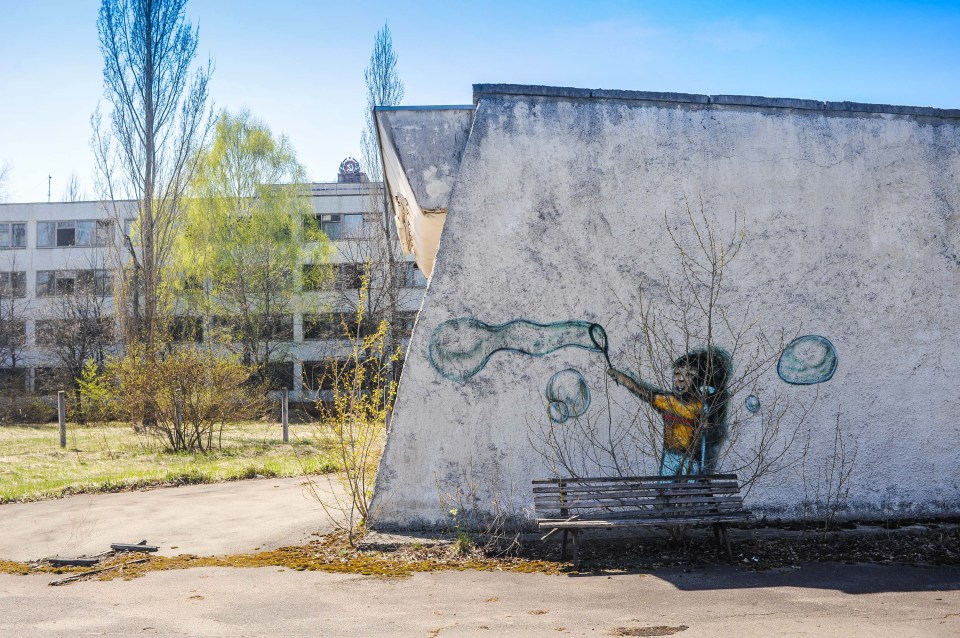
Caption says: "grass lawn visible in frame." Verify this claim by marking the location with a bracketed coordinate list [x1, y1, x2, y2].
[0, 421, 340, 503]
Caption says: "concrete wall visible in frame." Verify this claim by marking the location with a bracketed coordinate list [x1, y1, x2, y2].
[370, 85, 960, 528]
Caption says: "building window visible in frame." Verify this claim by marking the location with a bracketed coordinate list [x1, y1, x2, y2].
[301, 263, 328, 291]
[0, 321, 26, 348]
[262, 315, 294, 341]
[36, 270, 113, 297]
[305, 213, 366, 241]
[264, 361, 294, 391]
[303, 312, 351, 340]
[95, 219, 114, 245]
[335, 263, 364, 290]
[0, 367, 27, 392]
[34, 321, 56, 346]
[301, 361, 335, 392]
[396, 261, 427, 288]
[35, 318, 114, 347]
[33, 367, 68, 395]
[169, 316, 203, 343]
[37, 220, 111, 248]
[0, 223, 26, 249]
[394, 311, 417, 338]
[0, 271, 26, 298]
[342, 214, 364, 238]
[320, 214, 341, 240]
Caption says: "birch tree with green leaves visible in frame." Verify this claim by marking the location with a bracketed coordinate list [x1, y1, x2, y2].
[173, 110, 331, 385]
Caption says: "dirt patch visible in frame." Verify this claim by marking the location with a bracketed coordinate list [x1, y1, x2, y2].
[2, 523, 958, 584]
[610, 626, 688, 637]
[521, 523, 960, 572]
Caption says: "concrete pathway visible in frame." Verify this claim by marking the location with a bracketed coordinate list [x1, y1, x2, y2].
[1, 479, 958, 636]
[0, 476, 344, 561]
[1, 562, 958, 637]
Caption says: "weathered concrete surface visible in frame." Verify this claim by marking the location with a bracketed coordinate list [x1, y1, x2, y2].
[0, 477, 341, 561]
[372, 84, 960, 528]
[1, 563, 957, 636]
[377, 106, 475, 275]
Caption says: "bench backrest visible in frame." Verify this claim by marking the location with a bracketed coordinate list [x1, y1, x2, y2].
[532, 474, 747, 521]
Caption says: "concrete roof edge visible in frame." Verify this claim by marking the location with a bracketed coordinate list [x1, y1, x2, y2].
[471, 83, 959, 119]
[375, 105, 475, 112]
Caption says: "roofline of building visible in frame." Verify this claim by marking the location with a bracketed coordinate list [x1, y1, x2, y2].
[0, 181, 383, 206]
[472, 83, 960, 119]
[375, 105, 475, 112]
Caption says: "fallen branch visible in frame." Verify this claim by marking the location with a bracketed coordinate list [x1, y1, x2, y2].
[48, 558, 149, 587]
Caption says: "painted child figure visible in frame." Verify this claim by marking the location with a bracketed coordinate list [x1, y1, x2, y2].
[607, 349, 730, 476]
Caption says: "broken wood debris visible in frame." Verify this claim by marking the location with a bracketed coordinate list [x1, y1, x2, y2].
[48, 559, 149, 587]
[43, 540, 159, 585]
[47, 557, 100, 567]
[110, 542, 159, 553]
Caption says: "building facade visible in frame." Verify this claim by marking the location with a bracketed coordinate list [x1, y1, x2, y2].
[0, 167, 426, 401]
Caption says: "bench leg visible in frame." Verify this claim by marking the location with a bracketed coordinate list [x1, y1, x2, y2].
[561, 529, 569, 561]
[712, 523, 724, 559]
[571, 530, 581, 569]
[720, 523, 734, 562]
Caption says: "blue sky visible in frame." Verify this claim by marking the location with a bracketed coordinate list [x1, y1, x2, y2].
[1, 0, 958, 202]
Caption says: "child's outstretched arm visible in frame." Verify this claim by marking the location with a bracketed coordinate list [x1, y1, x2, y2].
[607, 367, 662, 404]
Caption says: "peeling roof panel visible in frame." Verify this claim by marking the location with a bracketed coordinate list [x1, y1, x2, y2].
[376, 106, 475, 276]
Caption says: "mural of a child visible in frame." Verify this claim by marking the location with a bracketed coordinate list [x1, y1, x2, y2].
[607, 348, 731, 476]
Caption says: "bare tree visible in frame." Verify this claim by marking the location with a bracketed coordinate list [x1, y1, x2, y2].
[61, 173, 86, 202]
[36, 256, 116, 414]
[0, 163, 10, 202]
[0, 254, 28, 372]
[354, 23, 407, 382]
[91, 0, 212, 354]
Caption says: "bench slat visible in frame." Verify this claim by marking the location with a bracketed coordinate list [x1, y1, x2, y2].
[537, 503, 744, 521]
[533, 481, 740, 494]
[534, 496, 745, 512]
[533, 492, 740, 505]
[533, 486, 740, 498]
[538, 513, 752, 529]
[536, 500, 745, 515]
[532, 473, 738, 485]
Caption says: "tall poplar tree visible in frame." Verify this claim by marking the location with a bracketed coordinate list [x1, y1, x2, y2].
[357, 23, 406, 381]
[92, 0, 212, 354]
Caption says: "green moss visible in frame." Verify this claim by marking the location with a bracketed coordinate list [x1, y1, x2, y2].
[0, 532, 563, 582]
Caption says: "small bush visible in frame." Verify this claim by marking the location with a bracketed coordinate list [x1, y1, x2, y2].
[0, 395, 57, 424]
[103, 346, 267, 453]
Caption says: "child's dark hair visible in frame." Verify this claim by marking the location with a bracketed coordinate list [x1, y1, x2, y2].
[673, 346, 732, 471]
[673, 347, 732, 396]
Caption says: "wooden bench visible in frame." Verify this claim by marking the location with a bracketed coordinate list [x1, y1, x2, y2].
[532, 473, 753, 568]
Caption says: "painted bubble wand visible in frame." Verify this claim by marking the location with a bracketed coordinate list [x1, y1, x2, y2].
[588, 323, 612, 368]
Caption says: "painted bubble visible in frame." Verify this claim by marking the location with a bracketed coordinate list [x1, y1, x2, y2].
[545, 368, 591, 424]
[429, 317, 606, 382]
[777, 335, 838, 385]
[745, 395, 761, 413]
[548, 401, 570, 423]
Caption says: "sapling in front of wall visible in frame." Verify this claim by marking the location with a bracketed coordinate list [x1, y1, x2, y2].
[307, 272, 401, 546]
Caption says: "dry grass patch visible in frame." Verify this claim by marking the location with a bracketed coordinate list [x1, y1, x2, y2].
[0, 421, 339, 503]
